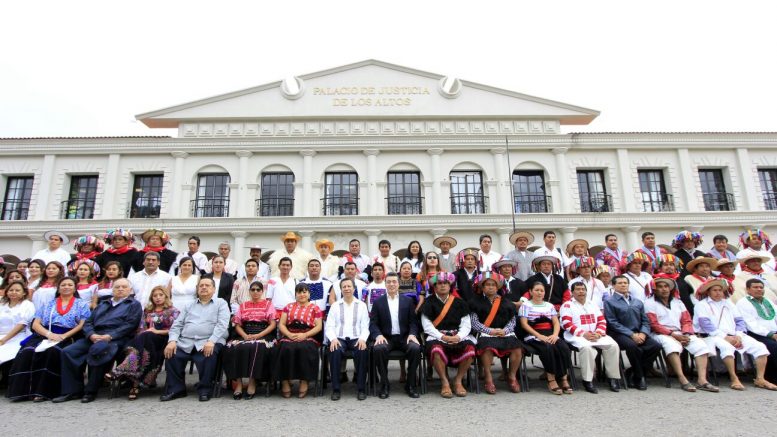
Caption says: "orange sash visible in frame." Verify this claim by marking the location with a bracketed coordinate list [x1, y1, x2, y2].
[483, 297, 501, 327]
[432, 296, 456, 327]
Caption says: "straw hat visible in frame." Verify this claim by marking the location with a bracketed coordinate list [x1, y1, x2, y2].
[432, 235, 458, 249]
[43, 230, 69, 245]
[565, 239, 589, 256]
[696, 278, 730, 297]
[141, 229, 170, 245]
[714, 258, 735, 270]
[315, 239, 335, 252]
[685, 257, 718, 272]
[279, 231, 301, 242]
[509, 231, 535, 246]
[532, 255, 559, 268]
[737, 254, 771, 266]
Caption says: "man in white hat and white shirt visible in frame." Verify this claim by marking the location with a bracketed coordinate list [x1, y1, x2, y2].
[32, 231, 73, 272]
[268, 232, 312, 280]
[505, 231, 536, 281]
[236, 245, 270, 281]
[433, 235, 457, 273]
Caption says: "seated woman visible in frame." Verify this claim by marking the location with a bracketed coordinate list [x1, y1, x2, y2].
[693, 278, 777, 391]
[31, 261, 65, 310]
[519, 281, 573, 395]
[421, 272, 475, 398]
[469, 272, 522, 394]
[109, 285, 179, 400]
[0, 281, 36, 385]
[223, 281, 277, 400]
[644, 277, 717, 392]
[6, 277, 90, 401]
[274, 283, 323, 398]
[69, 259, 100, 309]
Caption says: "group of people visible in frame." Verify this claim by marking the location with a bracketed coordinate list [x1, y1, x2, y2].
[0, 225, 776, 402]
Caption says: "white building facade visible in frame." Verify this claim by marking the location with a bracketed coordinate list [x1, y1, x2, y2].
[1, 60, 776, 261]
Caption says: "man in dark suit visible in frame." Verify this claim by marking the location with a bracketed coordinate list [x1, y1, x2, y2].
[604, 275, 661, 390]
[370, 272, 421, 399]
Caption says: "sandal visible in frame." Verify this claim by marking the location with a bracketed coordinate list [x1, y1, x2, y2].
[104, 372, 117, 382]
[680, 382, 697, 393]
[507, 378, 521, 393]
[561, 384, 574, 395]
[484, 382, 496, 395]
[128, 387, 140, 401]
[440, 385, 453, 398]
[754, 380, 777, 391]
[453, 383, 467, 397]
[696, 382, 719, 393]
[730, 382, 746, 391]
[547, 379, 562, 395]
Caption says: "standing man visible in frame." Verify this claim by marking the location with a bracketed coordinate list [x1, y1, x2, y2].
[373, 240, 401, 274]
[314, 239, 340, 280]
[707, 234, 737, 261]
[633, 232, 667, 274]
[525, 256, 571, 311]
[595, 234, 628, 273]
[604, 275, 661, 390]
[370, 272, 421, 398]
[172, 236, 208, 274]
[453, 249, 480, 303]
[433, 235, 458, 273]
[95, 229, 138, 278]
[54, 279, 143, 403]
[266, 257, 298, 311]
[161, 277, 230, 402]
[533, 231, 571, 277]
[32, 231, 72, 270]
[478, 234, 502, 273]
[236, 245, 270, 282]
[204, 242, 238, 276]
[127, 251, 172, 306]
[672, 231, 706, 276]
[505, 231, 535, 281]
[268, 232, 313, 279]
[568, 256, 607, 308]
[340, 239, 372, 281]
[330, 262, 367, 303]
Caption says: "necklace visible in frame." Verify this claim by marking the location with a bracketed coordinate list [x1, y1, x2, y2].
[57, 297, 75, 315]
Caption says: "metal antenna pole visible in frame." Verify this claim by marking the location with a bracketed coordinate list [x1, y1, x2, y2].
[505, 136, 517, 233]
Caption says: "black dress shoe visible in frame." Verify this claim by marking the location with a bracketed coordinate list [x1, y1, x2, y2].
[357, 391, 367, 400]
[405, 387, 420, 398]
[330, 390, 341, 401]
[582, 381, 598, 394]
[609, 379, 620, 392]
[159, 391, 187, 401]
[199, 394, 211, 402]
[629, 377, 647, 390]
[52, 393, 82, 403]
[378, 388, 389, 399]
[81, 394, 96, 403]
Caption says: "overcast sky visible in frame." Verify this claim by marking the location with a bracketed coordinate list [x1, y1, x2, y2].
[1, 0, 776, 137]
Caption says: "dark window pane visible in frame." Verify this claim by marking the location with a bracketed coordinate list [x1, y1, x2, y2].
[259, 172, 295, 216]
[699, 169, 733, 211]
[512, 171, 548, 213]
[387, 172, 422, 215]
[324, 172, 358, 215]
[130, 174, 163, 218]
[450, 171, 485, 214]
[759, 169, 777, 210]
[2, 176, 33, 220]
[577, 170, 611, 212]
[193, 173, 230, 217]
[62, 175, 98, 219]
[637, 170, 673, 212]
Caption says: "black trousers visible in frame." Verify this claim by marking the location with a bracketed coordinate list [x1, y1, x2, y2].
[610, 332, 660, 380]
[329, 338, 368, 392]
[60, 338, 124, 396]
[164, 343, 223, 396]
[748, 332, 777, 384]
[373, 335, 421, 389]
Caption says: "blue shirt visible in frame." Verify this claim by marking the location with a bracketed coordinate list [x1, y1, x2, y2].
[34, 298, 91, 329]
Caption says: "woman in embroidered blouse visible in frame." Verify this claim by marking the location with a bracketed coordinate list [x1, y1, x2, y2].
[519, 281, 573, 395]
[70, 259, 100, 309]
[26, 259, 44, 293]
[398, 261, 424, 311]
[96, 261, 124, 304]
[223, 281, 277, 400]
[6, 277, 90, 401]
[470, 272, 522, 394]
[109, 285, 179, 400]
[274, 283, 323, 398]
[31, 261, 65, 310]
[169, 257, 198, 311]
[0, 281, 36, 371]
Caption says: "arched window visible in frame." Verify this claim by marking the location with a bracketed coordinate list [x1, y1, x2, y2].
[259, 172, 294, 216]
[449, 170, 485, 214]
[193, 173, 230, 217]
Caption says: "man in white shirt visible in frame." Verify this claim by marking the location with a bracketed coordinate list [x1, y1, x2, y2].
[204, 242, 238, 276]
[340, 239, 372, 281]
[172, 236, 208, 274]
[325, 277, 370, 401]
[300, 258, 333, 312]
[372, 239, 401, 274]
[736, 278, 777, 384]
[363, 262, 387, 315]
[266, 257, 298, 311]
[478, 234, 502, 272]
[329, 262, 367, 304]
[32, 230, 72, 272]
[736, 229, 775, 274]
[127, 251, 172, 306]
[533, 231, 571, 277]
[315, 239, 340, 280]
[568, 256, 607, 308]
[268, 232, 313, 279]
[236, 245, 270, 282]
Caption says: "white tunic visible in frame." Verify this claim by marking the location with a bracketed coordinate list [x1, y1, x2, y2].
[128, 268, 172, 306]
[624, 271, 653, 302]
[567, 276, 606, 308]
[266, 276, 298, 311]
[0, 300, 36, 364]
[170, 275, 199, 311]
[268, 248, 313, 280]
[478, 250, 503, 272]
[31, 248, 72, 274]
[736, 297, 777, 337]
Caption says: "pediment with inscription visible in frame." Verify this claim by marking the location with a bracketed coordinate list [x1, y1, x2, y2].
[137, 60, 598, 129]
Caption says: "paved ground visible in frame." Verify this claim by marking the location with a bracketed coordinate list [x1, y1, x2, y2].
[4, 364, 775, 437]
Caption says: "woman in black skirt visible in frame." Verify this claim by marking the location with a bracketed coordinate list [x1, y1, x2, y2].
[470, 272, 523, 394]
[223, 281, 277, 400]
[274, 283, 323, 398]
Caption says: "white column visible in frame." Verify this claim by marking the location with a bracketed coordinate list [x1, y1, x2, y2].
[430, 228, 448, 240]
[497, 227, 512, 254]
[491, 148, 511, 214]
[552, 147, 572, 213]
[231, 231, 248, 263]
[547, 180, 561, 214]
[28, 234, 45, 258]
[365, 230, 381, 256]
[616, 148, 635, 212]
[168, 232, 182, 254]
[560, 226, 577, 249]
[486, 180, 499, 214]
[623, 226, 641, 252]
[300, 150, 316, 216]
[247, 184, 259, 216]
[735, 148, 757, 211]
[236, 151, 252, 217]
[100, 154, 121, 219]
[676, 148, 699, 212]
[170, 151, 189, 218]
[364, 149, 379, 216]
[299, 230, 315, 253]
[34, 154, 56, 220]
[428, 148, 443, 214]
